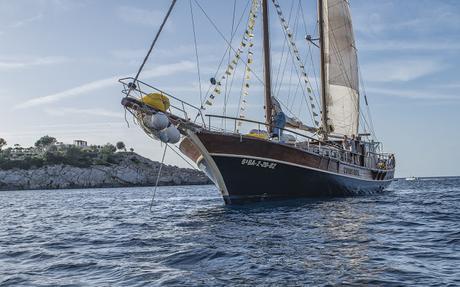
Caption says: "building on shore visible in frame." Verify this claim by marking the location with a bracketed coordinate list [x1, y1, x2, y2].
[73, 140, 88, 148]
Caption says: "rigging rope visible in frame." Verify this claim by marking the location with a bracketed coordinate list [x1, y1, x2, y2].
[298, 0, 321, 109]
[274, 0, 298, 99]
[189, 0, 203, 105]
[358, 60, 377, 140]
[236, 0, 259, 129]
[273, 0, 295, 98]
[329, 25, 373, 136]
[272, 0, 320, 127]
[200, 0, 251, 109]
[223, 0, 238, 125]
[149, 143, 168, 211]
[167, 144, 199, 171]
[201, 0, 260, 110]
[325, 0, 375, 137]
[126, 0, 177, 98]
[193, 0, 265, 88]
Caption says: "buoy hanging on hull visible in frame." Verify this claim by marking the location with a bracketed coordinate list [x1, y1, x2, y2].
[158, 129, 169, 143]
[151, 112, 169, 130]
[142, 112, 180, 144]
[150, 123, 181, 144]
[165, 125, 180, 144]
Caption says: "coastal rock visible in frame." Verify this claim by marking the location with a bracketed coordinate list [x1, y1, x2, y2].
[0, 152, 211, 191]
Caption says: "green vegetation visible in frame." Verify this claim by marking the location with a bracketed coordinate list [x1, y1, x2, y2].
[35, 135, 57, 150]
[0, 137, 130, 170]
[116, 141, 126, 151]
[0, 138, 6, 150]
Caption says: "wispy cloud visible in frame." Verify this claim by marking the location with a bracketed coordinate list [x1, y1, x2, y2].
[45, 108, 121, 118]
[353, 1, 460, 36]
[366, 87, 460, 101]
[361, 59, 445, 82]
[359, 40, 460, 52]
[15, 61, 195, 109]
[8, 13, 43, 28]
[0, 122, 126, 138]
[0, 56, 70, 70]
[110, 45, 197, 62]
[116, 6, 173, 28]
[0, 13, 44, 35]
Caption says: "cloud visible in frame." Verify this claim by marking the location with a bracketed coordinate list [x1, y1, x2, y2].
[361, 59, 444, 82]
[366, 87, 460, 101]
[15, 61, 195, 109]
[110, 49, 147, 61]
[110, 45, 198, 62]
[8, 13, 43, 28]
[116, 6, 172, 27]
[0, 56, 70, 70]
[353, 1, 460, 37]
[0, 121, 127, 139]
[45, 108, 121, 118]
[0, 12, 44, 35]
[359, 40, 460, 52]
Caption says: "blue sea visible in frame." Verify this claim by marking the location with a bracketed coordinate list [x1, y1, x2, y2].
[1, 178, 459, 286]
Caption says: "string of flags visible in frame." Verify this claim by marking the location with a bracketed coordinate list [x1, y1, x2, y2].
[237, 3, 258, 129]
[202, 0, 260, 110]
[272, 0, 320, 127]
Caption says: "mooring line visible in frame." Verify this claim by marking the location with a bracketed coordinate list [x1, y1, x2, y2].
[149, 143, 168, 211]
[167, 144, 199, 171]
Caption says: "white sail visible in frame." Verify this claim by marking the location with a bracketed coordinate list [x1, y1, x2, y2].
[323, 0, 359, 136]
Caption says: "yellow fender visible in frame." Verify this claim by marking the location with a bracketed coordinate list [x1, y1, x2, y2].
[141, 93, 170, 112]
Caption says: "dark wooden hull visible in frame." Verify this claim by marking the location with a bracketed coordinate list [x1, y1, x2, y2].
[180, 131, 394, 204]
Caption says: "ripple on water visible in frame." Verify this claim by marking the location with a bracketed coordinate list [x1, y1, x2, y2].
[0, 180, 459, 286]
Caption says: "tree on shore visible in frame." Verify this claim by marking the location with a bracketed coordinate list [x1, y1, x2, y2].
[116, 141, 126, 152]
[35, 135, 57, 150]
[130, 148, 134, 153]
[100, 143, 117, 163]
[102, 143, 116, 154]
[0, 138, 6, 150]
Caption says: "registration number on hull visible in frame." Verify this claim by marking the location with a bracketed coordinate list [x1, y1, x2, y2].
[241, 158, 277, 169]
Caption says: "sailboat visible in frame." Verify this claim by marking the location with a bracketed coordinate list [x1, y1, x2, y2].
[120, 0, 395, 204]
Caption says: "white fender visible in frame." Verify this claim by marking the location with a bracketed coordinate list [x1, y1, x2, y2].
[165, 125, 180, 144]
[151, 112, 169, 130]
[143, 115, 153, 128]
[158, 129, 169, 143]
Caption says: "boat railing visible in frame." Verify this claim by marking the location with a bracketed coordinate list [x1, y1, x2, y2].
[119, 77, 206, 127]
[205, 114, 394, 170]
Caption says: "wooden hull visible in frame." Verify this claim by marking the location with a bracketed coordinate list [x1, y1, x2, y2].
[180, 131, 394, 204]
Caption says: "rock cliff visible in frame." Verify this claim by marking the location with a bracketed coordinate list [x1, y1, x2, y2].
[0, 152, 211, 191]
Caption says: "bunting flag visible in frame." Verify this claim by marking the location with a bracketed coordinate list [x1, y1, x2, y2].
[203, 0, 260, 110]
[272, 0, 320, 127]
[237, 4, 258, 130]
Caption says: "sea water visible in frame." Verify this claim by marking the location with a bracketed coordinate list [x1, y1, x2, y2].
[0, 178, 459, 286]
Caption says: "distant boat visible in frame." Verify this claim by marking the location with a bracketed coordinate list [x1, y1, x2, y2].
[120, 0, 396, 204]
[405, 176, 417, 181]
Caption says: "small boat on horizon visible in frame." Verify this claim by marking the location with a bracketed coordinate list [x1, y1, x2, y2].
[120, 0, 395, 204]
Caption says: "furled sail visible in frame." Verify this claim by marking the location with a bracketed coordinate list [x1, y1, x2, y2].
[323, 0, 359, 136]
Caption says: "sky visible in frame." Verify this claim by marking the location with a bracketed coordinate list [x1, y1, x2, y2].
[0, 0, 459, 178]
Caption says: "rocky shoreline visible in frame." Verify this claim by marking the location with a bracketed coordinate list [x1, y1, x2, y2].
[0, 152, 211, 191]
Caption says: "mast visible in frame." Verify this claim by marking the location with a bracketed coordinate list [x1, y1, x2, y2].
[262, 0, 273, 131]
[318, 0, 329, 139]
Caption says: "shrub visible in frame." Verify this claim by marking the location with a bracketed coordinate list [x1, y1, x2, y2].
[35, 135, 57, 149]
